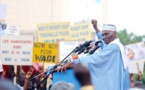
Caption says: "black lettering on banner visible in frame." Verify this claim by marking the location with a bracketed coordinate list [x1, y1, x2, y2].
[44, 40, 55, 43]
[35, 55, 56, 62]
[40, 49, 51, 54]
[48, 44, 57, 49]
[34, 43, 45, 48]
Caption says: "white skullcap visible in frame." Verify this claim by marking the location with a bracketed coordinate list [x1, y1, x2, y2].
[102, 24, 117, 31]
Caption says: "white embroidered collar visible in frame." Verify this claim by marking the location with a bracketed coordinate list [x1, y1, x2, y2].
[109, 38, 129, 69]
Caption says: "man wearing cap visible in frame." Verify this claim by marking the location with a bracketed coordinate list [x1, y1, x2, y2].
[58, 19, 130, 90]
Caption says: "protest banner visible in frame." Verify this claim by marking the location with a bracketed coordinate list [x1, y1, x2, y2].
[33, 42, 59, 64]
[0, 3, 7, 21]
[5, 25, 20, 35]
[124, 42, 145, 74]
[125, 42, 145, 63]
[0, 22, 6, 35]
[37, 22, 70, 43]
[0, 35, 33, 65]
[128, 62, 144, 74]
[0, 59, 3, 72]
[0, 23, 20, 35]
[70, 22, 92, 41]
[59, 41, 84, 62]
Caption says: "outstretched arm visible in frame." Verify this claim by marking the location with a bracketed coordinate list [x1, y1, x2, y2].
[24, 67, 34, 90]
[91, 19, 100, 33]
[91, 19, 106, 49]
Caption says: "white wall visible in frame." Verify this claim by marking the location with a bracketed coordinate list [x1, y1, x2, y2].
[0, 0, 108, 31]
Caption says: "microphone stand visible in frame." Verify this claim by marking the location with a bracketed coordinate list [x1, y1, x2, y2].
[32, 45, 80, 88]
[36, 66, 55, 89]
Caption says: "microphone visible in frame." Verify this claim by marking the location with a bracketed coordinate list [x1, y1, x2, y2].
[76, 40, 94, 54]
[84, 46, 92, 54]
[74, 45, 82, 53]
[74, 40, 94, 53]
[89, 41, 102, 54]
[95, 41, 102, 46]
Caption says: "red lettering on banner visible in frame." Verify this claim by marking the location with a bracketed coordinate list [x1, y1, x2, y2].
[13, 45, 21, 49]
[3, 40, 9, 43]
[11, 51, 14, 54]
[10, 40, 32, 44]
[16, 51, 20, 54]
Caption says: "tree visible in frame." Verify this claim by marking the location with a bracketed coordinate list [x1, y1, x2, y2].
[117, 29, 143, 45]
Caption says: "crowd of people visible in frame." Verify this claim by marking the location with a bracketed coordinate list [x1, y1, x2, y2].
[0, 63, 94, 90]
[0, 19, 145, 90]
[0, 65, 48, 90]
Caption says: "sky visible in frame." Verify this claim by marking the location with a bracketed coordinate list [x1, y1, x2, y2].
[70, 0, 145, 36]
[108, 0, 145, 36]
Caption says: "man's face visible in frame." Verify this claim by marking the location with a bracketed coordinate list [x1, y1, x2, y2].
[102, 30, 115, 44]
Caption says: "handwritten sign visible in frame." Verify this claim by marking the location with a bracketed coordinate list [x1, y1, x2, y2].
[0, 35, 33, 65]
[0, 23, 20, 35]
[0, 23, 6, 35]
[59, 41, 84, 61]
[5, 25, 20, 35]
[33, 42, 59, 64]
[0, 59, 3, 72]
[125, 42, 145, 63]
[0, 3, 7, 21]
[70, 23, 92, 41]
[37, 22, 70, 43]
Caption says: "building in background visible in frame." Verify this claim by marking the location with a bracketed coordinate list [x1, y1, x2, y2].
[0, 0, 108, 32]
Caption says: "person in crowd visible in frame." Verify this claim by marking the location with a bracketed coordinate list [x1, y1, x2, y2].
[24, 66, 35, 90]
[130, 73, 135, 88]
[129, 73, 144, 90]
[35, 65, 46, 90]
[8, 65, 15, 83]
[0, 70, 6, 79]
[57, 19, 130, 90]
[73, 63, 94, 90]
[134, 71, 143, 88]
[50, 81, 75, 90]
[127, 48, 135, 60]
[0, 78, 20, 90]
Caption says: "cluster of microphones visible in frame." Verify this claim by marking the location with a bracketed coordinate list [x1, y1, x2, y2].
[30, 40, 102, 87]
[74, 40, 102, 55]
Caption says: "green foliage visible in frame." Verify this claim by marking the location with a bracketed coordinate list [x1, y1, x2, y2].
[117, 29, 145, 85]
[142, 62, 145, 85]
[117, 29, 143, 45]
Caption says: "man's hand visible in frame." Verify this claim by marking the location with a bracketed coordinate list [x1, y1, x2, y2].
[91, 19, 97, 25]
[89, 42, 95, 51]
[91, 19, 97, 28]
[57, 61, 73, 73]
[91, 19, 99, 32]
[26, 67, 34, 79]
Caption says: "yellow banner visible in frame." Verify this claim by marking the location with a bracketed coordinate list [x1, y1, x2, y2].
[33, 42, 59, 64]
[70, 22, 92, 41]
[37, 22, 70, 43]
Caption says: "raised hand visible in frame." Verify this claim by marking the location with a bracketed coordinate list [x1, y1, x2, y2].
[91, 19, 100, 32]
[26, 67, 34, 79]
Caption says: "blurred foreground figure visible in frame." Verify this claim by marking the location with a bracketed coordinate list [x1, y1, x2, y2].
[73, 63, 94, 90]
[50, 81, 75, 90]
[0, 79, 19, 90]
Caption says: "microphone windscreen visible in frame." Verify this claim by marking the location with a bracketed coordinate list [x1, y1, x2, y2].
[72, 54, 79, 60]
[95, 41, 102, 46]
